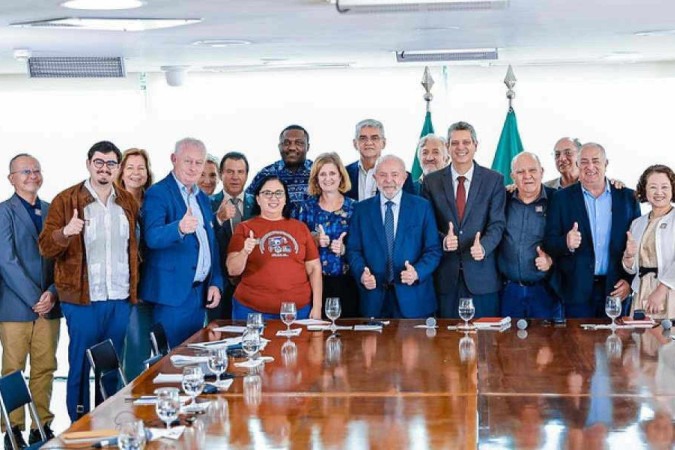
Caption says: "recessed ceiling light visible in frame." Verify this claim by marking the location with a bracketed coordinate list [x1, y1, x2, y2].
[191, 39, 252, 48]
[634, 29, 675, 37]
[61, 0, 144, 10]
[12, 17, 201, 32]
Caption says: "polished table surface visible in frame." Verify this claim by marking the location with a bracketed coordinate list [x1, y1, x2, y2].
[44, 320, 675, 449]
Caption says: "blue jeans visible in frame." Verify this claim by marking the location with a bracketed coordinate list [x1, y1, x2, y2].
[231, 298, 311, 321]
[500, 281, 562, 320]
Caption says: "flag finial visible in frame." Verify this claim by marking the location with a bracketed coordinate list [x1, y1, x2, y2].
[504, 64, 516, 109]
[421, 66, 434, 112]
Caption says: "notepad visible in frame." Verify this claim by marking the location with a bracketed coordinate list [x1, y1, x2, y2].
[213, 325, 247, 333]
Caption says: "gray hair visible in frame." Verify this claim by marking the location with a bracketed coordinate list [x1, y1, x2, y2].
[174, 137, 206, 155]
[374, 154, 406, 173]
[416, 133, 448, 160]
[553, 137, 582, 151]
[447, 121, 478, 144]
[510, 151, 542, 173]
[205, 153, 219, 166]
[9, 153, 36, 173]
[354, 119, 385, 140]
[580, 142, 607, 159]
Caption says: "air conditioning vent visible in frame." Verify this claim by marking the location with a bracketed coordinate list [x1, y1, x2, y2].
[28, 57, 126, 78]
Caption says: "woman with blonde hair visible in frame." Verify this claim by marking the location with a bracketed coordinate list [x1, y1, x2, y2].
[115, 148, 154, 204]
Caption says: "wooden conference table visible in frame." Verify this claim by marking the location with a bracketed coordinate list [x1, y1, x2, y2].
[45, 319, 675, 449]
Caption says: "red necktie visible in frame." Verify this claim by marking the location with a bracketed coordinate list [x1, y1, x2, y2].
[456, 176, 466, 222]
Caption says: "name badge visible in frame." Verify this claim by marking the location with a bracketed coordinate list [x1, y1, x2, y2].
[35, 209, 42, 216]
[535, 205, 544, 213]
[660, 223, 668, 229]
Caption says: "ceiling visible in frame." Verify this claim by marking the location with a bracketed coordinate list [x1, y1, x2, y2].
[1, 0, 675, 75]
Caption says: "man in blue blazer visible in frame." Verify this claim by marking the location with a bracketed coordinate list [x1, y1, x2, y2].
[140, 138, 224, 347]
[0, 154, 60, 446]
[421, 122, 506, 318]
[345, 119, 415, 201]
[544, 142, 641, 318]
[347, 155, 441, 318]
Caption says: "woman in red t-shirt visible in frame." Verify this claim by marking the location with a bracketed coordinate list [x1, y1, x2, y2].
[227, 176, 323, 320]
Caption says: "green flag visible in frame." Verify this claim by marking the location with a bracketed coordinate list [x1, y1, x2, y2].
[491, 106, 524, 185]
[411, 110, 434, 181]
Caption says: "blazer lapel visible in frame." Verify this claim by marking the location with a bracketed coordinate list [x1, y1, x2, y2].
[393, 193, 411, 257]
[572, 184, 594, 249]
[368, 196, 388, 255]
[462, 163, 483, 225]
[442, 166, 459, 224]
[10, 194, 38, 241]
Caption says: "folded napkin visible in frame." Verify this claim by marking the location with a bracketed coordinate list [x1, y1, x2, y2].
[187, 336, 242, 350]
[211, 379, 234, 391]
[170, 355, 210, 366]
[132, 395, 190, 405]
[149, 426, 185, 440]
[353, 324, 383, 331]
[295, 318, 331, 326]
[447, 325, 476, 331]
[276, 328, 302, 337]
[414, 324, 438, 329]
[307, 325, 353, 331]
[61, 430, 118, 445]
[234, 356, 274, 368]
[213, 325, 247, 333]
[153, 373, 183, 383]
[581, 323, 633, 330]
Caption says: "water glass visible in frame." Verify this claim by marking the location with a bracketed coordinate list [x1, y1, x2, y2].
[207, 346, 229, 385]
[605, 296, 622, 329]
[154, 387, 180, 430]
[281, 339, 298, 367]
[247, 312, 264, 333]
[606, 332, 623, 360]
[182, 366, 205, 412]
[459, 333, 477, 363]
[325, 334, 343, 367]
[241, 327, 261, 364]
[280, 302, 297, 335]
[243, 374, 262, 407]
[117, 419, 146, 450]
[325, 297, 342, 333]
[458, 297, 475, 329]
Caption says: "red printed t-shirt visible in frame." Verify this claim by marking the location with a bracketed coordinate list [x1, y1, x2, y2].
[228, 216, 320, 314]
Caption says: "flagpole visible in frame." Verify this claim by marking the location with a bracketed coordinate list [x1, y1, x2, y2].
[421, 66, 434, 112]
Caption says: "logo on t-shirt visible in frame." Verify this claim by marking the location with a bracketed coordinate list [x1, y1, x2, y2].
[260, 230, 299, 257]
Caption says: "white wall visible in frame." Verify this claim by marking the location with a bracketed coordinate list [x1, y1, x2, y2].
[1, 62, 675, 200]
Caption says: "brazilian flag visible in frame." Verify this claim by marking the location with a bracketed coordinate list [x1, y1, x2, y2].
[411, 110, 435, 181]
[491, 107, 524, 185]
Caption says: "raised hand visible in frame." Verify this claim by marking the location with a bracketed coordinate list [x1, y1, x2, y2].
[361, 267, 376, 290]
[566, 222, 581, 251]
[444, 221, 458, 252]
[470, 232, 484, 261]
[243, 230, 259, 255]
[330, 231, 347, 255]
[400, 260, 418, 286]
[534, 246, 553, 272]
[317, 224, 330, 248]
[216, 198, 236, 222]
[623, 231, 637, 259]
[63, 209, 84, 237]
[179, 207, 199, 234]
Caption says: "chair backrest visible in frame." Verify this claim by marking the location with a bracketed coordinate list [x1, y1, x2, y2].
[86, 339, 127, 401]
[0, 371, 46, 449]
[150, 322, 170, 357]
[143, 354, 163, 370]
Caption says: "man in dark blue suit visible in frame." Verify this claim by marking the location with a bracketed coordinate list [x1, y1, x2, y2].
[345, 119, 415, 201]
[544, 142, 641, 318]
[140, 138, 224, 347]
[422, 121, 506, 318]
[412, 134, 450, 195]
[346, 155, 441, 318]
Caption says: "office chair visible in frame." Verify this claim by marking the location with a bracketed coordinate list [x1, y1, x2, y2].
[86, 339, 127, 404]
[149, 323, 170, 357]
[143, 354, 163, 370]
[0, 371, 46, 450]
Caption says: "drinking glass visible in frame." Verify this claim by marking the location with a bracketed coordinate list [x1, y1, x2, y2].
[458, 297, 475, 329]
[325, 297, 342, 333]
[606, 331, 623, 360]
[280, 302, 297, 335]
[154, 387, 180, 430]
[281, 338, 298, 367]
[605, 296, 622, 329]
[243, 374, 262, 407]
[247, 312, 264, 334]
[117, 419, 146, 450]
[207, 346, 229, 386]
[181, 366, 205, 412]
[325, 334, 343, 367]
[459, 332, 477, 363]
[241, 327, 262, 365]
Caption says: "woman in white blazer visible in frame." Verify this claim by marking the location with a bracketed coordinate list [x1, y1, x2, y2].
[622, 165, 675, 318]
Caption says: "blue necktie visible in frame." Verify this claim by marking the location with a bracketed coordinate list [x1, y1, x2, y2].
[385, 200, 395, 282]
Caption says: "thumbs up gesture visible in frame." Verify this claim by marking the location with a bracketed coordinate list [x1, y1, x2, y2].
[179, 207, 199, 234]
[534, 246, 553, 272]
[317, 224, 330, 248]
[63, 209, 85, 237]
[330, 231, 347, 256]
[470, 232, 485, 261]
[361, 267, 376, 290]
[400, 260, 418, 285]
[623, 231, 637, 260]
[444, 222, 458, 252]
[216, 198, 236, 223]
[566, 222, 582, 252]
[243, 230, 259, 255]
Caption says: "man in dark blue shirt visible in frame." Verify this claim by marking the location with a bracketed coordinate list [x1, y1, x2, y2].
[498, 152, 560, 319]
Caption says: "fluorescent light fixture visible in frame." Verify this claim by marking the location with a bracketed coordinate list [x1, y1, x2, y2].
[11, 17, 201, 32]
[634, 29, 675, 37]
[27, 56, 125, 78]
[396, 48, 498, 62]
[191, 39, 252, 47]
[336, 0, 507, 13]
[61, 0, 144, 10]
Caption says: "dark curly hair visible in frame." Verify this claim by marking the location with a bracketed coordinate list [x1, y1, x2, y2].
[635, 164, 675, 203]
[250, 175, 292, 219]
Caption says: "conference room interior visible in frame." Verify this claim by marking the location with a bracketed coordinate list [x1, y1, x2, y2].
[1, 0, 675, 448]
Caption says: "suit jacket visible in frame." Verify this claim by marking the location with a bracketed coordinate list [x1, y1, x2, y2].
[345, 160, 416, 201]
[139, 174, 224, 306]
[346, 192, 441, 318]
[421, 163, 506, 296]
[544, 182, 641, 305]
[0, 194, 61, 321]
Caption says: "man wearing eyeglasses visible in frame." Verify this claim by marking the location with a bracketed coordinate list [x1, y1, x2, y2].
[39, 141, 140, 423]
[0, 154, 60, 446]
[544, 137, 582, 190]
[245, 125, 313, 209]
[345, 119, 415, 201]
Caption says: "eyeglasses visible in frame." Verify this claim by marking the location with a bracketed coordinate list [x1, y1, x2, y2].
[553, 149, 577, 159]
[259, 190, 285, 199]
[92, 159, 119, 169]
[10, 169, 41, 176]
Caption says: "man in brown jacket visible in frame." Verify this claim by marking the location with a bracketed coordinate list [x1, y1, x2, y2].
[39, 141, 139, 423]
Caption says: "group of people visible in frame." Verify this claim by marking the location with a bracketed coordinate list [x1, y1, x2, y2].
[0, 118, 673, 447]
